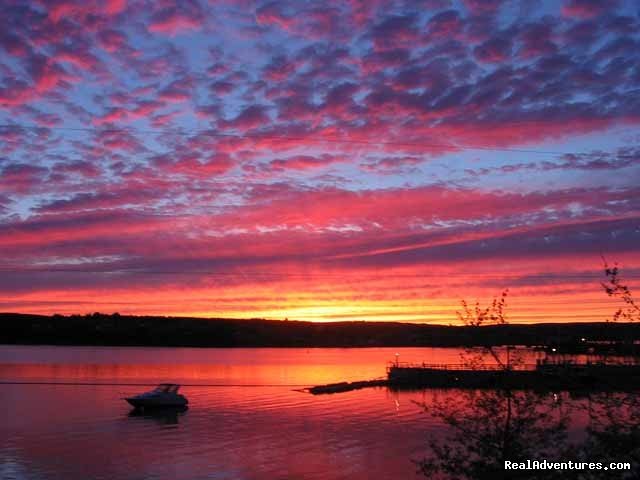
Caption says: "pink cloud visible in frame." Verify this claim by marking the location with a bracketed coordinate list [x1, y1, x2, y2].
[269, 154, 345, 171]
[56, 50, 100, 72]
[371, 15, 420, 51]
[148, 4, 204, 36]
[93, 100, 164, 125]
[222, 105, 270, 131]
[562, 0, 616, 19]
[426, 10, 463, 39]
[255, 3, 296, 32]
[97, 29, 128, 52]
[52, 160, 102, 178]
[95, 129, 146, 152]
[47, 0, 127, 22]
[0, 163, 49, 194]
[0, 57, 72, 107]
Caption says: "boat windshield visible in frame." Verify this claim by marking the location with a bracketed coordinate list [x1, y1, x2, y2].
[153, 384, 180, 394]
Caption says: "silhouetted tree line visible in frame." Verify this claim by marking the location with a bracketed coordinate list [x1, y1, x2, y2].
[2, 312, 640, 348]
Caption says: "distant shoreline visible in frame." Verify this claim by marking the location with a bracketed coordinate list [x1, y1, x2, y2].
[2, 312, 640, 349]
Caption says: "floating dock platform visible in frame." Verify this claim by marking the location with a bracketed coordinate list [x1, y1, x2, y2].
[387, 361, 640, 390]
[306, 360, 640, 394]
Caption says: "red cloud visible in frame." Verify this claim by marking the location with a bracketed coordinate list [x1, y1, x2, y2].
[52, 160, 102, 178]
[269, 154, 345, 171]
[56, 50, 100, 72]
[255, 3, 296, 31]
[463, 0, 504, 13]
[474, 37, 512, 63]
[0, 163, 49, 194]
[104, 0, 126, 15]
[93, 100, 164, 125]
[1, 0, 639, 321]
[162, 153, 236, 177]
[562, 0, 616, 19]
[148, 4, 204, 36]
[426, 10, 463, 39]
[97, 29, 128, 52]
[0, 56, 72, 107]
[209, 184, 640, 233]
[371, 15, 420, 51]
[47, 0, 127, 22]
[94, 129, 146, 152]
[222, 105, 270, 131]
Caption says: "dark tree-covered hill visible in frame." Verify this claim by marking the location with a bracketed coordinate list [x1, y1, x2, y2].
[2, 312, 640, 348]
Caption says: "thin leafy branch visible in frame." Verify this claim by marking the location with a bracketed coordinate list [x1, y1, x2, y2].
[456, 289, 516, 370]
[601, 258, 639, 322]
[457, 289, 509, 327]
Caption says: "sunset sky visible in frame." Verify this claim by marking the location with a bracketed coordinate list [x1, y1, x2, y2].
[1, 0, 639, 323]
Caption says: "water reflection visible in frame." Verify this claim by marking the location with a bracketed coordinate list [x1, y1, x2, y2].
[581, 392, 640, 478]
[417, 389, 640, 479]
[1, 382, 431, 480]
[127, 406, 188, 426]
[0, 345, 474, 386]
[2, 346, 639, 480]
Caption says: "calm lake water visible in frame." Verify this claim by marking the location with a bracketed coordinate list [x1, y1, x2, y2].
[0, 346, 637, 480]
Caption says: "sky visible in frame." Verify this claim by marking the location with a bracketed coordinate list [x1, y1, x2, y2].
[1, 0, 639, 323]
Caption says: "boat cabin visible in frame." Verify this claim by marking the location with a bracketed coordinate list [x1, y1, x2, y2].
[153, 384, 181, 394]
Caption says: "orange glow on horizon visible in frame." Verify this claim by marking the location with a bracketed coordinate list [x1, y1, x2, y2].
[4, 254, 638, 324]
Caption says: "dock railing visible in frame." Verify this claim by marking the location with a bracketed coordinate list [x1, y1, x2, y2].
[388, 360, 640, 373]
[387, 362, 537, 372]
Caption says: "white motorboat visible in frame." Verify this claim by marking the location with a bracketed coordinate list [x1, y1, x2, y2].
[125, 384, 188, 408]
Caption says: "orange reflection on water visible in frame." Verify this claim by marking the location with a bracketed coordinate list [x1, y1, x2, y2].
[0, 346, 472, 386]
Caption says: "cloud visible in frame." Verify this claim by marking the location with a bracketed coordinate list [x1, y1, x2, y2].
[474, 35, 512, 63]
[156, 152, 236, 177]
[0, 163, 50, 194]
[255, 2, 295, 31]
[47, 0, 127, 22]
[562, 0, 616, 19]
[371, 15, 420, 51]
[0, 54, 72, 107]
[463, 0, 505, 14]
[360, 156, 425, 173]
[426, 10, 463, 39]
[1, 0, 639, 320]
[222, 105, 270, 130]
[36, 188, 159, 213]
[97, 29, 128, 52]
[148, 1, 204, 36]
[269, 154, 345, 171]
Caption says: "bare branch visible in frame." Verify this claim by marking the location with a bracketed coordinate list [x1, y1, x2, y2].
[601, 258, 639, 322]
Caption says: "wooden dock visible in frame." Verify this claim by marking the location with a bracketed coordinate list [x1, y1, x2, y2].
[387, 362, 640, 390]
[306, 361, 640, 394]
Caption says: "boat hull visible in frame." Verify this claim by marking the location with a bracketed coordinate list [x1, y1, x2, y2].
[125, 396, 188, 408]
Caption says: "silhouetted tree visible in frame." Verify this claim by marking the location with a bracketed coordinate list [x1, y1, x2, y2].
[457, 289, 509, 327]
[457, 290, 518, 370]
[602, 260, 639, 322]
[578, 392, 640, 479]
[416, 390, 570, 479]
[417, 389, 640, 479]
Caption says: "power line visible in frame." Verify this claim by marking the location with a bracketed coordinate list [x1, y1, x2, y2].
[0, 123, 576, 156]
